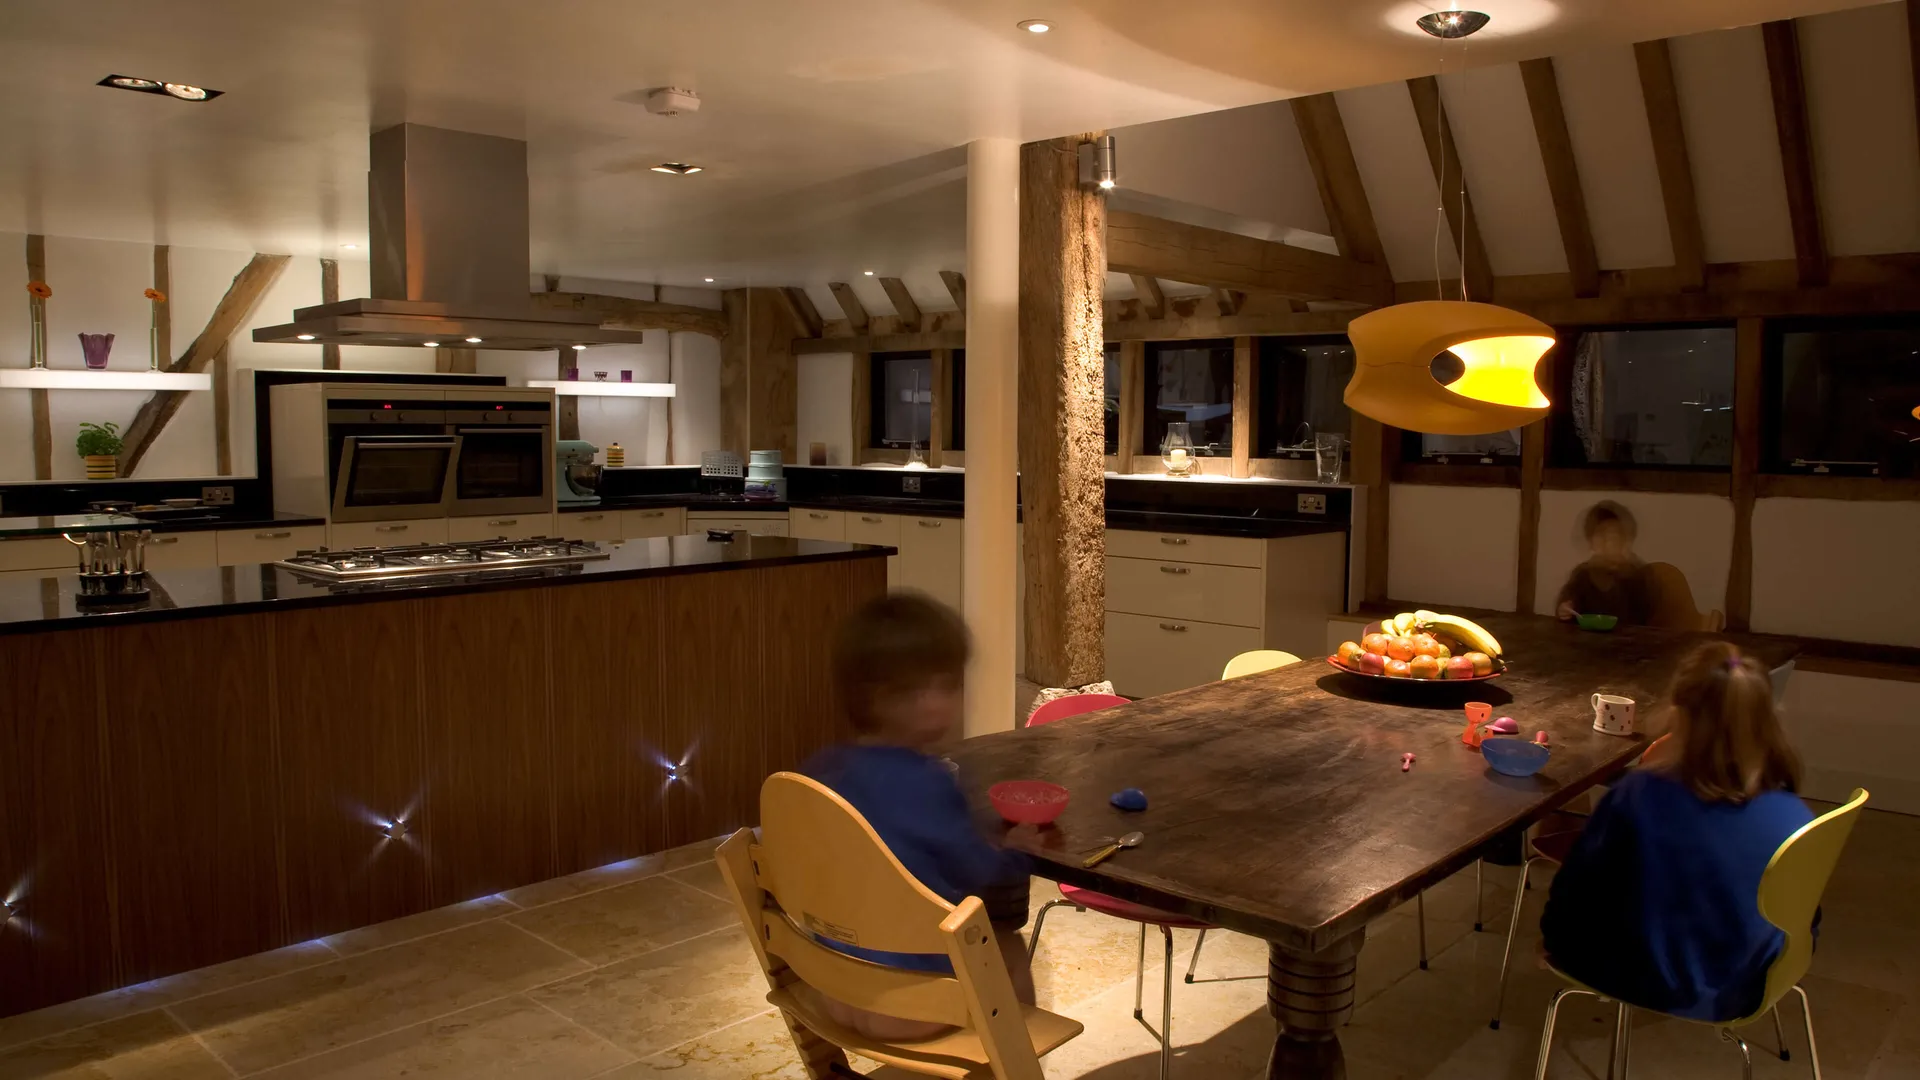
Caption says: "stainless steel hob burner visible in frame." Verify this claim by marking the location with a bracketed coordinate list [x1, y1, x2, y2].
[276, 537, 610, 581]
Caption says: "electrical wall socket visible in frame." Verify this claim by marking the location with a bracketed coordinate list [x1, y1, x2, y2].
[201, 485, 236, 506]
[902, 476, 921, 493]
[1296, 492, 1327, 515]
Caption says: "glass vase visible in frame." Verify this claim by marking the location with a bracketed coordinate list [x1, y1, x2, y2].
[1161, 421, 1196, 477]
[79, 332, 115, 370]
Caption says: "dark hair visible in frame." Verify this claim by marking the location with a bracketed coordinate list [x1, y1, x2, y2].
[832, 592, 971, 733]
[1583, 500, 1637, 543]
[1656, 641, 1801, 803]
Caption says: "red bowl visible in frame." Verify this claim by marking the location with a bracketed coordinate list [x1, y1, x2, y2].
[989, 780, 1070, 826]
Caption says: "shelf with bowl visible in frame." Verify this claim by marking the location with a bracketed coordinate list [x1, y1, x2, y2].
[526, 379, 676, 398]
[0, 368, 212, 391]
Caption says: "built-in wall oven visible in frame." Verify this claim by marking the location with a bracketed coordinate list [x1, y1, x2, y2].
[445, 392, 554, 517]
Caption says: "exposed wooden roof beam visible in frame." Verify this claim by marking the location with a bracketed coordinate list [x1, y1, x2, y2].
[1106, 210, 1392, 305]
[878, 276, 922, 332]
[1290, 93, 1386, 267]
[827, 281, 870, 332]
[1519, 58, 1601, 298]
[1406, 75, 1493, 302]
[779, 286, 823, 338]
[939, 270, 967, 314]
[1634, 39, 1707, 291]
[1213, 288, 1245, 317]
[1129, 274, 1167, 319]
[1762, 19, 1828, 288]
[1910, 2, 1920, 177]
[529, 291, 728, 338]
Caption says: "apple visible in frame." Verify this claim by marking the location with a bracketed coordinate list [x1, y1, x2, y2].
[1386, 636, 1417, 662]
[1384, 657, 1412, 678]
[1337, 641, 1365, 667]
[1361, 633, 1393, 656]
[1446, 655, 1476, 680]
[1466, 652, 1494, 677]
[1409, 655, 1442, 679]
[1357, 651, 1387, 675]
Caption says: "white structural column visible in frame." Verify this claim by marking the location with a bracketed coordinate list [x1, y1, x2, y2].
[962, 137, 1020, 738]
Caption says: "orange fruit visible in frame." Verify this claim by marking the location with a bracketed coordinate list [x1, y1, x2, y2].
[1361, 633, 1393, 656]
[1410, 633, 1441, 658]
[1384, 658, 1412, 678]
[1337, 641, 1365, 666]
[1386, 636, 1416, 662]
[1409, 655, 1442, 679]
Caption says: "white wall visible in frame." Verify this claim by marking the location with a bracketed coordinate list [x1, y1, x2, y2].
[1535, 490, 1734, 618]
[1387, 484, 1520, 612]
[1752, 498, 1920, 647]
[1783, 671, 1920, 815]
[797, 352, 855, 465]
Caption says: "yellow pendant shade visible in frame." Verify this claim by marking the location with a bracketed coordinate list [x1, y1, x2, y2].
[1344, 300, 1556, 435]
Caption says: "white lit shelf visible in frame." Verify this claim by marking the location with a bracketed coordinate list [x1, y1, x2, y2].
[0, 368, 212, 391]
[527, 380, 676, 398]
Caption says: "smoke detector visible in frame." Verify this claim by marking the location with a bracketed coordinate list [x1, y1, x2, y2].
[645, 87, 701, 116]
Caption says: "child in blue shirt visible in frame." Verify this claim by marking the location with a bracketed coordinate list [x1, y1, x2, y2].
[1542, 642, 1813, 1022]
[799, 593, 1033, 1040]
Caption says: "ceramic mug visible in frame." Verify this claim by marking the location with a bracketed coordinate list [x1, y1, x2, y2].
[1591, 693, 1637, 736]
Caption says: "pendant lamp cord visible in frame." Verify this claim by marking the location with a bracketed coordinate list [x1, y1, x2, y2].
[1429, 34, 1474, 302]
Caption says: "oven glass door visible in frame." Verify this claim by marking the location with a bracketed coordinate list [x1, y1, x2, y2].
[333, 437, 458, 520]
[450, 427, 550, 515]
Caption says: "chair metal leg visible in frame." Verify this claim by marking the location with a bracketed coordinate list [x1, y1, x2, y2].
[1721, 1028, 1755, 1080]
[1184, 928, 1207, 983]
[1133, 922, 1147, 1020]
[1490, 857, 1539, 1030]
[1772, 1003, 1792, 1061]
[1534, 987, 1595, 1080]
[1791, 983, 1823, 1080]
[1160, 926, 1174, 1080]
[1027, 897, 1084, 960]
[1417, 892, 1429, 970]
[1474, 859, 1485, 931]
[1608, 1002, 1632, 1080]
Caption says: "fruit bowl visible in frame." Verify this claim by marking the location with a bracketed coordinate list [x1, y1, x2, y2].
[1331, 609, 1507, 684]
[1482, 737, 1550, 777]
[1326, 655, 1507, 683]
[989, 780, 1070, 826]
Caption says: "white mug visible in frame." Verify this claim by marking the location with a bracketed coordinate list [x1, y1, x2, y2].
[1592, 693, 1637, 736]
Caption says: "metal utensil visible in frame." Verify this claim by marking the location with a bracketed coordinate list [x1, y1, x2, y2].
[1082, 831, 1144, 868]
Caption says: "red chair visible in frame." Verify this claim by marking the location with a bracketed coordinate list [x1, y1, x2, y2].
[1024, 692, 1240, 1079]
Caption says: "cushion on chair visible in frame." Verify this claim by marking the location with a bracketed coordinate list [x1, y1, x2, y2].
[1058, 883, 1216, 929]
[768, 986, 1083, 1080]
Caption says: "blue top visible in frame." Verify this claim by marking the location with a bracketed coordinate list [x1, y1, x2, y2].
[803, 743, 1032, 971]
[1541, 769, 1813, 1022]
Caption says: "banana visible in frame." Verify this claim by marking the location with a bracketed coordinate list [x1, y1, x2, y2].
[1392, 612, 1418, 636]
[1417, 610, 1502, 658]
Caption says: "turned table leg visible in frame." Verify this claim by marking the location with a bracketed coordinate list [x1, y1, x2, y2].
[1266, 928, 1364, 1079]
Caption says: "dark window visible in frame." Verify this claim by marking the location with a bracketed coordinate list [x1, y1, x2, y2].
[1400, 348, 1526, 464]
[1142, 339, 1234, 457]
[1768, 321, 1920, 476]
[1550, 325, 1736, 469]
[948, 349, 966, 452]
[1257, 336, 1354, 459]
[869, 351, 933, 449]
[1104, 343, 1121, 455]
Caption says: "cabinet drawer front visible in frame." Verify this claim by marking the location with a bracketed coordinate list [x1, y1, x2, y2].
[330, 518, 451, 549]
[687, 513, 787, 536]
[788, 508, 846, 541]
[621, 507, 687, 538]
[557, 510, 623, 541]
[1105, 556, 1263, 628]
[216, 525, 329, 566]
[1106, 529, 1264, 569]
[142, 530, 219, 570]
[1104, 612, 1260, 701]
[844, 513, 901, 547]
[0, 537, 77, 572]
[447, 513, 557, 543]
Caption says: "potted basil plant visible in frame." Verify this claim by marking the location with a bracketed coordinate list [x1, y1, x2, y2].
[77, 421, 124, 480]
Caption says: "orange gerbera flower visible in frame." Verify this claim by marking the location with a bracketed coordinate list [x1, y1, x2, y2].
[27, 280, 51, 300]
[144, 288, 167, 302]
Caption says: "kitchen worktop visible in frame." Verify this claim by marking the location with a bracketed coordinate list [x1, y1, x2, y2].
[564, 493, 969, 519]
[0, 509, 326, 538]
[0, 534, 892, 635]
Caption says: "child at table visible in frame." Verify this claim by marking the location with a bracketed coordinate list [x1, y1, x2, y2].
[798, 593, 1035, 1040]
[1540, 642, 1813, 1022]
[1556, 501, 1653, 624]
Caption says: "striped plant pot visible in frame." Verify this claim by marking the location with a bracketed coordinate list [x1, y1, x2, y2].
[84, 455, 118, 480]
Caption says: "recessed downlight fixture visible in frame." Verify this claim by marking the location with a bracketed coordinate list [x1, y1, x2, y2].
[1018, 19, 1052, 33]
[296, 334, 316, 341]
[464, 336, 483, 344]
[341, 243, 358, 250]
[704, 277, 715, 283]
[863, 270, 875, 276]
[423, 341, 440, 348]
[1415, 9, 1491, 38]
[571, 344, 588, 351]
[650, 162, 702, 175]
[98, 74, 223, 101]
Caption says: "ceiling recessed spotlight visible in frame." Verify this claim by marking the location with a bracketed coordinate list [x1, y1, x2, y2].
[296, 334, 316, 341]
[650, 162, 702, 175]
[1018, 19, 1052, 33]
[340, 243, 358, 250]
[1415, 9, 1491, 38]
[571, 344, 588, 351]
[423, 341, 439, 348]
[98, 74, 223, 101]
[863, 270, 875, 276]
[704, 277, 715, 283]
[464, 336, 483, 344]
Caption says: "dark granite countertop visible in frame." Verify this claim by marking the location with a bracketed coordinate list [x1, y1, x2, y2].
[0, 535, 892, 636]
[1102, 509, 1347, 539]
[132, 510, 329, 533]
[562, 494, 968, 519]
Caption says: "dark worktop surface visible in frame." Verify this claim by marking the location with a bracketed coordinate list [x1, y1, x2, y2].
[565, 496, 1344, 538]
[0, 535, 892, 636]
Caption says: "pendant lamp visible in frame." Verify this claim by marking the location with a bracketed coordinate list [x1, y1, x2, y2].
[1344, 301, 1554, 436]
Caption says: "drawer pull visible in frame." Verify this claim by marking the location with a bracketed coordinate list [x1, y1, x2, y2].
[153, 536, 180, 545]
[861, 515, 882, 523]
[375, 525, 410, 533]
[1159, 537, 1189, 546]
[255, 531, 293, 540]
[1158, 622, 1189, 633]
[640, 511, 665, 518]
[487, 519, 518, 527]
[1159, 565, 1190, 575]
[917, 520, 942, 529]
[809, 512, 829, 520]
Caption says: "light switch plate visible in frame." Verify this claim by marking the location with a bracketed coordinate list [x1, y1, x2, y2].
[1297, 492, 1327, 515]
[202, 485, 236, 506]
[902, 476, 922, 493]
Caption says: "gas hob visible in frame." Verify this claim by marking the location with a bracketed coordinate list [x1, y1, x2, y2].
[277, 537, 609, 581]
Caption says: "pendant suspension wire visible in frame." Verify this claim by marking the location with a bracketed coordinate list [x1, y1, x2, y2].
[1458, 36, 1471, 302]
[1433, 48, 1446, 301]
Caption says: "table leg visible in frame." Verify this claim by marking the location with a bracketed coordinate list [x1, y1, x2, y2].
[1266, 928, 1364, 1079]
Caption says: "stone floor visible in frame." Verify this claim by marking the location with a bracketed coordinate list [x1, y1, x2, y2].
[2, 806, 1914, 1079]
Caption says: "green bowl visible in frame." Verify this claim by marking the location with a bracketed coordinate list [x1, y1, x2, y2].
[1576, 613, 1619, 632]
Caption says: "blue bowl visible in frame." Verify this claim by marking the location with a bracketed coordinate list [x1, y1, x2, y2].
[1482, 737, 1551, 777]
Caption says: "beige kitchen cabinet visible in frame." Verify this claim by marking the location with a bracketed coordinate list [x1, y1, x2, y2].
[789, 508, 846, 541]
[558, 509, 622, 541]
[330, 518, 450, 549]
[620, 507, 687, 538]
[1106, 556, 1264, 629]
[1104, 611, 1263, 701]
[844, 512, 901, 581]
[141, 530, 219, 570]
[216, 525, 329, 566]
[447, 513, 557, 543]
[895, 516, 962, 610]
[0, 537, 77, 575]
[688, 511, 787, 536]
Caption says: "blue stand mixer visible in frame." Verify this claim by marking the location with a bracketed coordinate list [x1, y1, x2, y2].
[556, 440, 602, 506]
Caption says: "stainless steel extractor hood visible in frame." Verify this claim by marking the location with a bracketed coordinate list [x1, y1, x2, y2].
[254, 124, 650, 351]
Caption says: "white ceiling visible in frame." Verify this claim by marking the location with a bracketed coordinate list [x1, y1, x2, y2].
[0, 0, 1895, 308]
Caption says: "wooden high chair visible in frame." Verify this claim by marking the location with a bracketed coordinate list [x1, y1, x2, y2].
[1644, 561, 1725, 631]
[713, 772, 1083, 1080]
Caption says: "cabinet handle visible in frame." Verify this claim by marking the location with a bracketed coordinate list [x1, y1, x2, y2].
[1159, 565, 1190, 575]
[917, 520, 942, 529]
[487, 519, 518, 527]
[861, 516, 882, 523]
[152, 536, 180, 545]
[641, 511, 665, 518]
[255, 531, 293, 540]
[809, 512, 829, 520]
[579, 514, 605, 522]
[1159, 536, 1189, 546]
[375, 524, 410, 533]
[1158, 622, 1189, 632]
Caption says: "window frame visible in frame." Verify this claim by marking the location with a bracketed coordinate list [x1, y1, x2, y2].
[1762, 315, 1920, 479]
[1544, 320, 1740, 474]
[866, 349, 936, 453]
[1139, 337, 1237, 461]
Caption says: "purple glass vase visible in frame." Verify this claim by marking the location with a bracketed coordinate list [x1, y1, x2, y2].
[79, 333, 114, 370]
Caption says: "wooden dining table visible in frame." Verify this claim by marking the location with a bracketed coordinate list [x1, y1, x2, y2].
[948, 614, 1798, 1079]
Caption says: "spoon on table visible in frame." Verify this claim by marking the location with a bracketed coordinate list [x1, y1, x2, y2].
[1083, 831, 1144, 868]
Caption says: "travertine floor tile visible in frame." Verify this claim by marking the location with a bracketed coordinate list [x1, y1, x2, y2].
[0, 1009, 230, 1079]
[666, 861, 731, 903]
[497, 853, 668, 910]
[249, 993, 634, 1079]
[530, 928, 771, 1059]
[608, 1009, 811, 1079]
[506, 873, 734, 966]
[320, 894, 518, 957]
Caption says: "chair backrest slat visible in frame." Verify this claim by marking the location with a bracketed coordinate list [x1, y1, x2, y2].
[1752, 787, 1869, 1018]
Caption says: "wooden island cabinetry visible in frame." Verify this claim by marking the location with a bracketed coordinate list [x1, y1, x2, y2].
[0, 538, 887, 1019]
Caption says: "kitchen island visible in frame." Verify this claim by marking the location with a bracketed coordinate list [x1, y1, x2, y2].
[0, 535, 888, 1019]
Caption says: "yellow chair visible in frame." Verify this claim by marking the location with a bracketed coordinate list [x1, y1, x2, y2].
[1220, 650, 1302, 680]
[713, 773, 1083, 1080]
[1532, 788, 1869, 1080]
